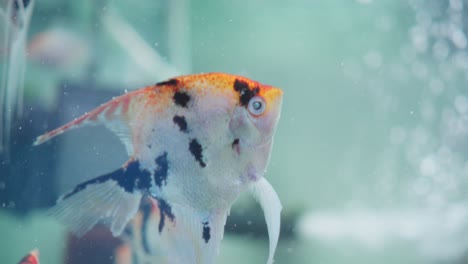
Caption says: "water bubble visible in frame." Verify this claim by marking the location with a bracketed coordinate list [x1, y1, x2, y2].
[410, 26, 428, 53]
[432, 40, 450, 61]
[420, 155, 438, 176]
[449, 0, 463, 11]
[375, 16, 394, 32]
[450, 29, 467, 49]
[454, 95, 468, 115]
[363, 50, 382, 69]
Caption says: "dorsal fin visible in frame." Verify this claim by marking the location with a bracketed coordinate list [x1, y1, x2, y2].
[33, 89, 147, 155]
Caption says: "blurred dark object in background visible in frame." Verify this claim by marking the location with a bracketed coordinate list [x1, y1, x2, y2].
[66, 226, 123, 264]
[0, 80, 121, 215]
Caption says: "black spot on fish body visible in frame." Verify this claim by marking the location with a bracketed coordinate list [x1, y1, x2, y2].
[202, 221, 211, 243]
[233, 79, 259, 107]
[154, 152, 169, 188]
[62, 160, 151, 200]
[157, 198, 175, 233]
[173, 91, 191, 108]
[173, 115, 188, 133]
[232, 138, 239, 148]
[232, 138, 240, 155]
[189, 139, 206, 168]
[156, 78, 179, 86]
[123, 225, 133, 238]
[136, 168, 152, 190]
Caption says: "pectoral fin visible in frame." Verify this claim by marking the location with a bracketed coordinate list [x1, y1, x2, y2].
[250, 177, 282, 264]
[49, 159, 150, 237]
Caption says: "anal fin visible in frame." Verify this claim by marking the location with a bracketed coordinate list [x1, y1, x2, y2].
[49, 160, 150, 237]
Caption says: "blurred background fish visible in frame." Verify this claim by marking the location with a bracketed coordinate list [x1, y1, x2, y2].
[27, 28, 90, 69]
[17, 249, 39, 264]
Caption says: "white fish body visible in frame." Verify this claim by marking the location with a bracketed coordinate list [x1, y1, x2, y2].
[34, 73, 283, 263]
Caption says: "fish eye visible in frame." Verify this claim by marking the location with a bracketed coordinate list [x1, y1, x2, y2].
[248, 96, 266, 116]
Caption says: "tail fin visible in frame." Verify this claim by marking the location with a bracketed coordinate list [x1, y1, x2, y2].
[49, 159, 150, 237]
[33, 91, 140, 155]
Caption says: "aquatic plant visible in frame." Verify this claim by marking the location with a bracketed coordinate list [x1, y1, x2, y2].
[0, 0, 35, 154]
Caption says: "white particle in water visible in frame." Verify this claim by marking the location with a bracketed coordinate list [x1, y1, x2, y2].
[432, 40, 449, 61]
[410, 26, 428, 53]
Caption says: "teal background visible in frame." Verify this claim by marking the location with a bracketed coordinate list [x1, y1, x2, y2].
[2, 0, 468, 263]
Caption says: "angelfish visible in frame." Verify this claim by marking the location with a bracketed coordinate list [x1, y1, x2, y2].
[34, 73, 283, 264]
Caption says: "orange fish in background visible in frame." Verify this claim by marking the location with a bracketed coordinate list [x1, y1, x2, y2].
[26, 28, 90, 68]
[17, 249, 39, 264]
[34, 73, 283, 264]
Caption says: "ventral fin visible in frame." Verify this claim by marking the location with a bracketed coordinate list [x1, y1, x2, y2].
[33, 90, 143, 155]
[251, 177, 282, 264]
[168, 205, 229, 264]
[48, 159, 151, 237]
[128, 201, 229, 264]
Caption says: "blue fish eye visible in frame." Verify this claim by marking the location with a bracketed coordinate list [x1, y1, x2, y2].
[253, 101, 262, 110]
[248, 96, 266, 116]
